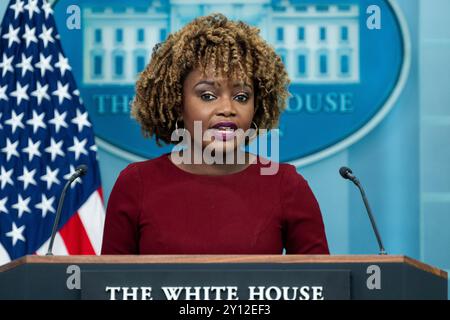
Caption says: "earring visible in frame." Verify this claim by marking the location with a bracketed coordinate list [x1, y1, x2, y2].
[175, 118, 186, 135]
[175, 119, 180, 130]
[249, 121, 259, 140]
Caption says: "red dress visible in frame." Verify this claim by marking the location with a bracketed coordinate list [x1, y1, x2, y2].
[101, 153, 329, 254]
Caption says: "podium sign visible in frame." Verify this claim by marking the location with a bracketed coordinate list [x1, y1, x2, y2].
[0, 255, 447, 300]
[82, 269, 350, 300]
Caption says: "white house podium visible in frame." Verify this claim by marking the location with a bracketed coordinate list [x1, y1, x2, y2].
[0, 255, 447, 300]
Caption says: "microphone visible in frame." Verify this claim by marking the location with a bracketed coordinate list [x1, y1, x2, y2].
[339, 166, 387, 255]
[70, 165, 88, 181]
[46, 165, 88, 256]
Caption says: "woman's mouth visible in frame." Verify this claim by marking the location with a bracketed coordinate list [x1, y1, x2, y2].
[212, 129, 236, 141]
[210, 122, 238, 141]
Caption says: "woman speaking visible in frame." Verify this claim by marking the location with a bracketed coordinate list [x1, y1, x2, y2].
[101, 14, 329, 255]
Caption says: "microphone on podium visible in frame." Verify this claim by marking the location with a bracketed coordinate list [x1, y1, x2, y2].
[339, 166, 387, 255]
[46, 165, 88, 256]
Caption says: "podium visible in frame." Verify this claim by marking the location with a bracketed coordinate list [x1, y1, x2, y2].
[0, 255, 447, 300]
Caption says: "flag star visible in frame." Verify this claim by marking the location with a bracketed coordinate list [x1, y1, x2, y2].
[10, 82, 29, 106]
[44, 137, 65, 161]
[31, 81, 50, 105]
[0, 53, 14, 77]
[64, 165, 82, 187]
[16, 53, 34, 77]
[41, 166, 60, 189]
[55, 53, 71, 76]
[68, 137, 88, 160]
[35, 194, 55, 218]
[35, 53, 54, 77]
[24, 0, 40, 19]
[22, 24, 38, 48]
[26, 110, 47, 133]
[38, 25, 54, 48]
[12, 195, 31, 219]
[1, 25, 20, 48]
[5, 110, 25, 133]
[49, 109, 68, 133]
[22, 138, 42, 161]
[1, 138, 20, 161]
[0, 166, 14, 189]
[71, 109, 91, 132]
[42, 1, 54, 19]
[17, 167, 37, 190]
[0, 197, 8, 214]
[9, 0, 25, 20]
[0, 84, 8, 102]
[6, 223, 26, 246]
[52, 81, 71, 105]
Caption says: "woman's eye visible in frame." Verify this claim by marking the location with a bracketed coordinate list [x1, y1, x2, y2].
[200, 93, 216, 101]
[234, 94, 249, 103]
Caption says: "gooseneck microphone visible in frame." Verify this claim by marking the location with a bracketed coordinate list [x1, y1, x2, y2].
[46, 165, 88, 256]
[339, 166, 387, 255]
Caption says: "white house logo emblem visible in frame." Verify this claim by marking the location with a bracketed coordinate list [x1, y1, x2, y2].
[55, 0, 410, 164]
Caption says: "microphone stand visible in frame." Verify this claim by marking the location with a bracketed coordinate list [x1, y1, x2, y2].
[352, 178, 387, 255]
[340, 167, 387, 255]
[46, 179, 73, 256]
[46, 165, 87, 256]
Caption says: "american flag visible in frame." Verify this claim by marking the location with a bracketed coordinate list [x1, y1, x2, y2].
[0, 0, 105, 265]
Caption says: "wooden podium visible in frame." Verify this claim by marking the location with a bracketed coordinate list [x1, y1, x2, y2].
[0, 255, 447, 300]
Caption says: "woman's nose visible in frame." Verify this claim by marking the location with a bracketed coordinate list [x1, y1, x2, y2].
[217, 97, 236, 116]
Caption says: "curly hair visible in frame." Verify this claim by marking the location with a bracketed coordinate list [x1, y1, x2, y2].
[131, 13, 290, 145]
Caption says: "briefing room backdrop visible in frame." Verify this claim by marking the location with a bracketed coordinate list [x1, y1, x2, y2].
[1, 0, 449, 295]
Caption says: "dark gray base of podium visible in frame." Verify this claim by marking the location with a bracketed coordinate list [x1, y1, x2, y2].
[0, 260, 446, 300]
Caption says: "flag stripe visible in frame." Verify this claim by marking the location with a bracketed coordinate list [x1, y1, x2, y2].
[97, 187, 104, 203]
[0, 243, 10, 266]
[35, 232, 69, 256]
[59, 213, 96, 255]
[77, 189, 105, 254]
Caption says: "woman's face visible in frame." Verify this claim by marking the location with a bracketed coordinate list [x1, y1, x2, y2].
[181, 69, 255, 154]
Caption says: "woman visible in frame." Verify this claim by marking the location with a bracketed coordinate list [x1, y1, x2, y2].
[101, 13, 329, 255]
